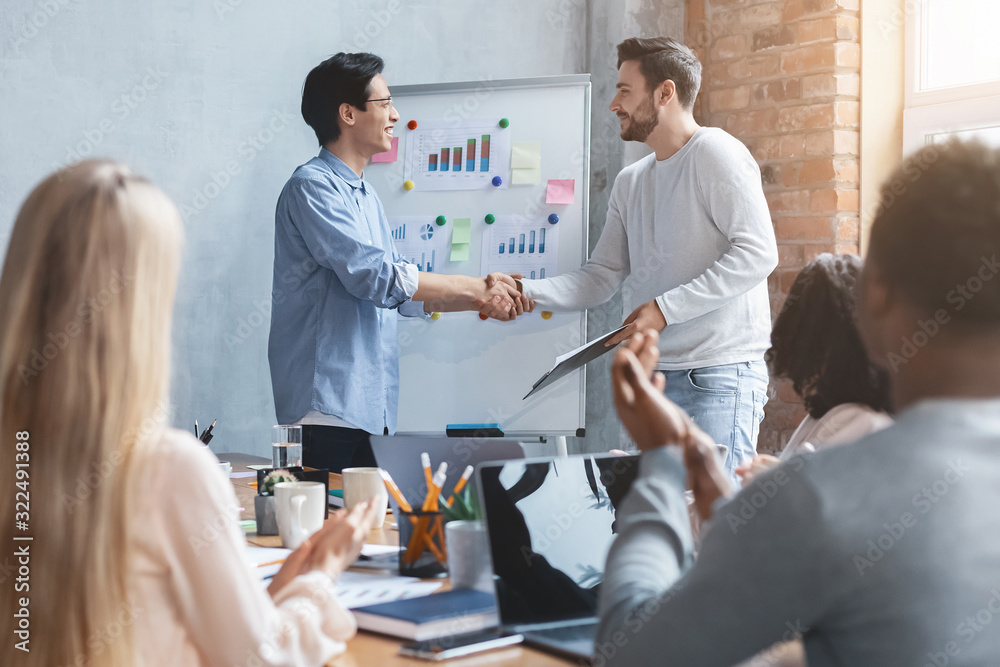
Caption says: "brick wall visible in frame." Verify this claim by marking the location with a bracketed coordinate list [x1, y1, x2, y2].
[685, 0, 862, 453]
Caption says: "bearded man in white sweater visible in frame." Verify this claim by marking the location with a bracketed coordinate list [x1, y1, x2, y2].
[514, 37, 777, 481]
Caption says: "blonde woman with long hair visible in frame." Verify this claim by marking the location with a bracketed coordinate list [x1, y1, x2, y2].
[0, 160, 382, 666]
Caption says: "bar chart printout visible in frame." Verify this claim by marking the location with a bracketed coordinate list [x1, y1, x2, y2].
[389, 217, 451, 273]
[481, 215, 558, 280]
[403, 119, 511, 191]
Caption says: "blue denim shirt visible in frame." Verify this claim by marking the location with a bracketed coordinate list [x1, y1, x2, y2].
[268, 149, 423, 434]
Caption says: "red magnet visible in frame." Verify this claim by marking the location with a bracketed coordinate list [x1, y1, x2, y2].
[407, 120, 418, 130]
[479, 313, 489, 321]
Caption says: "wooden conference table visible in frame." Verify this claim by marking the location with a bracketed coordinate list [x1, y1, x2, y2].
[222, 453, 572, 667]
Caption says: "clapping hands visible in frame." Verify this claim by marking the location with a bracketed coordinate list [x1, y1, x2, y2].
[612, 330, 734, 519]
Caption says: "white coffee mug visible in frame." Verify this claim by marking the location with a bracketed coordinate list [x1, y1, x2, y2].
[274, 481, 326, 550]
[341, 467, 389, 517]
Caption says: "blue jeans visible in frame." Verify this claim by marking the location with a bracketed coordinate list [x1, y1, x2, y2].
[661, 360, 769, 488]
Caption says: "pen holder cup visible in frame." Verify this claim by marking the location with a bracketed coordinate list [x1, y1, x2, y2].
[398, 511, 448, 578]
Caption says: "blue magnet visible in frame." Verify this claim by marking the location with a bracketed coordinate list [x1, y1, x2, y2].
[547, 213, 559, 224]
[492, 176, 503, 187]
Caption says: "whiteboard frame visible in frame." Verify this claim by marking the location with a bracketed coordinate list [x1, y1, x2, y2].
[386, 74, 591, 438]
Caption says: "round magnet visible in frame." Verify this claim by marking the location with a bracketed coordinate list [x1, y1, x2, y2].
[541, 311, 553, 320]
[403, 180, 415, 191]
[484, 214, 496, 224]
[479, 313, 489, 321]
[547, 213, 559, 224]
[435, 215, 447, 226]
[430, 312, 442, 320]
[407, 120, 418, 130]
[491, 176, 503, 187]
[498, 118, 510, 128]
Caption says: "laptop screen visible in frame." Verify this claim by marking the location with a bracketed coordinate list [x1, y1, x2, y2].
[478, 454, 639, 627]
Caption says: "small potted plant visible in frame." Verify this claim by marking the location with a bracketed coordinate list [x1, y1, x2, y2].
[440, 487, 482, 523]
[254, 469, 296, 535]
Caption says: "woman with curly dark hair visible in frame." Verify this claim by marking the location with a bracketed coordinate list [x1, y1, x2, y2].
[739, 253, 893, 481]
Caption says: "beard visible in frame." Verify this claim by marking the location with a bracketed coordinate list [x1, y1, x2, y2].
[618, 95, 658, 141]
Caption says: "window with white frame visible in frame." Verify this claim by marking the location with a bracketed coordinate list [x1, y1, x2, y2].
[903, 0, 1000, 154]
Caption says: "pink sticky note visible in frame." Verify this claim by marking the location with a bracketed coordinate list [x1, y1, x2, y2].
[546, 179, 575, 204]
[371, 136, 399, 163]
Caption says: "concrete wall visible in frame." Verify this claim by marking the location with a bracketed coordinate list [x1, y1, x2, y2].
[0, 0, 682, 456]
[574, 0, 687, 454]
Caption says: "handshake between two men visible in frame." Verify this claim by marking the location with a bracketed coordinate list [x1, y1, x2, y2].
[417, 272, 535, 321]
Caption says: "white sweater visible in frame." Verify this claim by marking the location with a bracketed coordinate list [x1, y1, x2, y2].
[128, 429, 355, 666]
[522, 127, 777, 370]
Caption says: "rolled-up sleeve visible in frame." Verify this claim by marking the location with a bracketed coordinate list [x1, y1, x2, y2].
[394, 262, 428, 318]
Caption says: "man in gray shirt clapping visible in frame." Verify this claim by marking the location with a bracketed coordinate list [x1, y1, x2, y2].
[599, 139, 1000, 665]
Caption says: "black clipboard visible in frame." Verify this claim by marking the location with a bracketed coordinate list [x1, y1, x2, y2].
[524, 325, 629, 399]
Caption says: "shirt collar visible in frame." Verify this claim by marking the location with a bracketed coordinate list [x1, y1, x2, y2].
[318, 148, 368, 193]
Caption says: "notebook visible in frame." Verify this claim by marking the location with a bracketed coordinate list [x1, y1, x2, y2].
[352, 588, 498, 641]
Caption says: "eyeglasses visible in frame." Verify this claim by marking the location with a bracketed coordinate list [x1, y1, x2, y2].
[365, 96, 393, 109]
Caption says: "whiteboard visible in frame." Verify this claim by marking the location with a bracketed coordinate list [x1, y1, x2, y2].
[365, 75, 591, 437]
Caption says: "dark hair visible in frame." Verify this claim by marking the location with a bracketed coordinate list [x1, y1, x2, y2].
[868, 140, 1000, 329]
[767, 254, 893, 419]
[301, 52, 384, 146]
[616, 37, 701, 110]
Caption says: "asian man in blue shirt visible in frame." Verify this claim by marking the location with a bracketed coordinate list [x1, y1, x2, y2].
[268, 52, 526, 473]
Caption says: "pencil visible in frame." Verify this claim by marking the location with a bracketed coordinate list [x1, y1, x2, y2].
[195, 420, 199, 438]
[380, 469, 413, 513]
[421, 463, 448, 512]
[255, 558, 287, 568]
[420, 452, 432, 489]
[446, 465, 474, 507]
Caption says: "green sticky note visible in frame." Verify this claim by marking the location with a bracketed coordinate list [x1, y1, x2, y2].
[511, 142, 541, 169]
[512, 167, 541, 185]
[452, 218, 471, 244]
[450, 243, 470, 262]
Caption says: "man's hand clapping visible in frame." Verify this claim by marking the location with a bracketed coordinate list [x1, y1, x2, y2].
[611, 330, 734, 519]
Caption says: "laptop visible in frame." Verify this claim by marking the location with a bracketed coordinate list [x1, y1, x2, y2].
[369, 435, 525, 524]
[476, 453, 639, 663]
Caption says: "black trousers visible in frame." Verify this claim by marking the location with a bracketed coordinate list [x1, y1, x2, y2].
[301, 425, 381, 473]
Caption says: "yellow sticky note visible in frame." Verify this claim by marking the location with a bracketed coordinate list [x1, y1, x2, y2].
[450, 243, 470, 262]
[452, 218, 471, 244]
[511, 142, 541, 169]
[512, 167, 541, 185]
